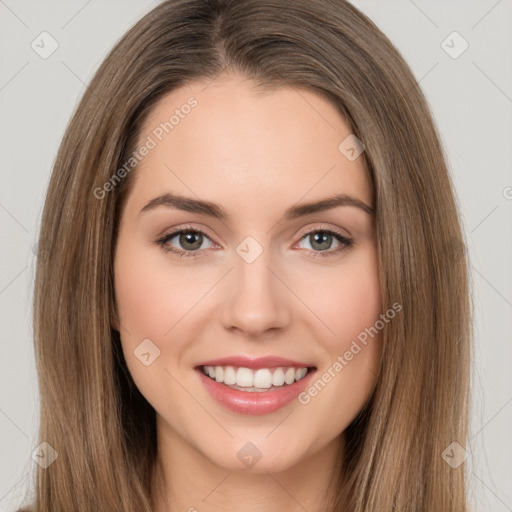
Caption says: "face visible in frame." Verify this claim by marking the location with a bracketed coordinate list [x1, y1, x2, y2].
[113, 73, 383, 474]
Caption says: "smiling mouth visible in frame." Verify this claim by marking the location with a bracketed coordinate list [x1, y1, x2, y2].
[199, 365, 317, 392]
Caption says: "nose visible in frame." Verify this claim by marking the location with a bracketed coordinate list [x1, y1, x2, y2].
[220, 247, 291, 338]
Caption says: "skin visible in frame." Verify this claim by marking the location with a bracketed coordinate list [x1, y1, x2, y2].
[113, 72, 383, 512]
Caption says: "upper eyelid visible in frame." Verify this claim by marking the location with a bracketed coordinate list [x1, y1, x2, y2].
[295, 224, 351, 240]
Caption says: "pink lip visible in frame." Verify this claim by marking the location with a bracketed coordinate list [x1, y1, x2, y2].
[195, 367, 317, 415]
[195, 355, 313, 369]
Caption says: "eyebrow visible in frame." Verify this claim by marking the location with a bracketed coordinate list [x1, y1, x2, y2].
[139, 192, 374, 219]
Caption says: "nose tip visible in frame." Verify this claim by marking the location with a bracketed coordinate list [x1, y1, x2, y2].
[221, 249, 290, 337]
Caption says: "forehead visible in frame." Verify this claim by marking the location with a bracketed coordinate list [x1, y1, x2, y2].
[128, 75, 372, 216]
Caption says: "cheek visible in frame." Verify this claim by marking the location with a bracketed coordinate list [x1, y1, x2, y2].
[292, 248, 382, 417]
[293, 248, 382, 353]
[330, 265, 382, 349]
[113, 240, 223, 391]
[113, 243, 196, 404]
[114, 241, 201, 340]
[114, 261, 162, 338]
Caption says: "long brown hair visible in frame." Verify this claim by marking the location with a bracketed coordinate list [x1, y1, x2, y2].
[19, 0, 472, 510]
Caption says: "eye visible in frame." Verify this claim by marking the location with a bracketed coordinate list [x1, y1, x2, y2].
[295, 225, 353, 258]
[155, 224, 353, 259]
[155, 224, 216, 258]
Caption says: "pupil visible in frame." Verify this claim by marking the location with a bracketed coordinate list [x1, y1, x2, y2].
[312, 232, 331, 251]
[181, 231, 202, 250]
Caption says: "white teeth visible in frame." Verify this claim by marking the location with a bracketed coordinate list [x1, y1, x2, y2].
[253, 369, 272, 389]
[201, 365, 310, 389]
[214, 366, 224, 382]
[284, 367, 295, 385]
[236, 367, 254, 387]
[272, 368, 285, 386]
[295, 368, 307, 380]
[223, 366, 237, 385]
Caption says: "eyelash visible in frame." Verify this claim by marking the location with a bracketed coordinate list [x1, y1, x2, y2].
[154, 224, 353, 259]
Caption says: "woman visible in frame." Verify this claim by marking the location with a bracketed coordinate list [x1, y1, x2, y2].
[19, 0, 472, 510]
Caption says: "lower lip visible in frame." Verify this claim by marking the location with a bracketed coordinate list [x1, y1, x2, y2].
[196, 368, 317, 415]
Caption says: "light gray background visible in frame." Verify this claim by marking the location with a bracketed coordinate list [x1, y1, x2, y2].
[1, 1, 511, 510]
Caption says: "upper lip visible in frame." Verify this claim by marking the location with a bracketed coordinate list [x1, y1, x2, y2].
[195, 355, 316, 370]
